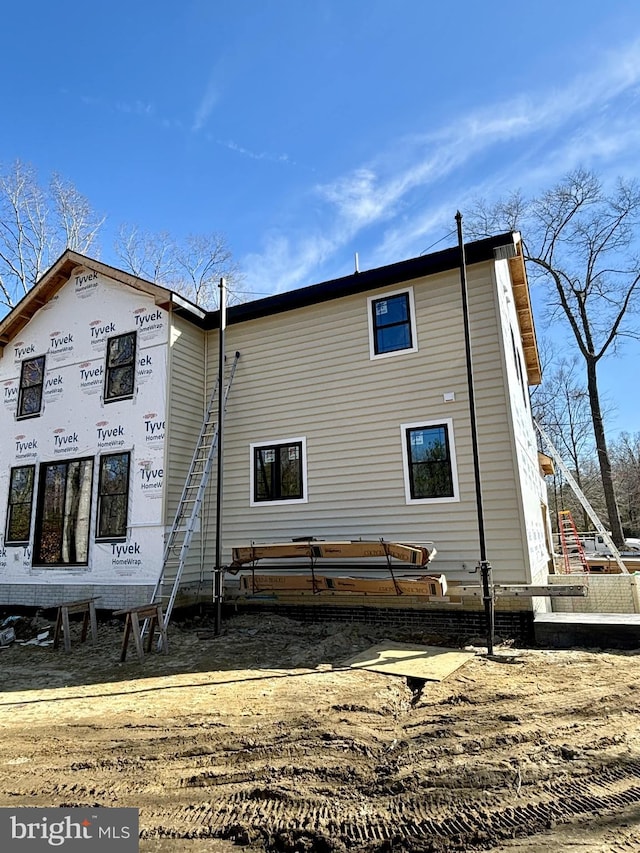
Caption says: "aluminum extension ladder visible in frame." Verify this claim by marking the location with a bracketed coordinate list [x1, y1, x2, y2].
[147, 351, 241, 639]
[535, 421, 628, 574]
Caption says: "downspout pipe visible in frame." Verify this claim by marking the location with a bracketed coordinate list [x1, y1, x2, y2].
[214, 278, 226, 635]
[456, 212, 494, 654]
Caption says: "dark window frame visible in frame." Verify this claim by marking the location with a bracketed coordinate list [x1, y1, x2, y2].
[33, 456, 94, 567]
[368, 288, 418, 358]
[17, 354, 46, 419]
[104, 332, 137, 403]
[5, 465, 36, 544]
[404, 422, 457, 501]
[96, 451, 131, 541]
[252, 440, 305, 504]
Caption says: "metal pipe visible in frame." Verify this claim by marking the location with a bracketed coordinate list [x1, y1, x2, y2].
[456, 212, 494, 654]
[214, 278, 227, 635]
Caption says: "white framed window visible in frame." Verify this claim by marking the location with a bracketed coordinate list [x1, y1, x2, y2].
[250, 437, 308, 506]
[367, 287, 418, 360]
[400, 419, 460, 504]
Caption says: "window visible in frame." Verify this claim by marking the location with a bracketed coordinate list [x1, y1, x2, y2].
[34, 458, 94, 565]
[401, 420, 459, 503]
[250, 438, 307, 505]
[17, 355, 46, 418]
[104, 332, 136, 402]
[368, 288, 418, 359]
[5, 465, 35, 544]
[97, 452, 131, 539]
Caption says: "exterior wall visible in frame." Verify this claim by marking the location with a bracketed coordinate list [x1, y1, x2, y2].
[0, 268, 169, 608]
[203, 260, 541, 586]
[493, 260, 551, 592]
[466, 263, 530, 584]
[549, 574, 640, 614]
[0, 249, 549, 611]
[231, 601, 535, 643]
[164, 314, 208, 590]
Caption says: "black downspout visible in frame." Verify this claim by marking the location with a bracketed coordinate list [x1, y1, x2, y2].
[214, 278, 226, 636]
[456, 212, 494, 655]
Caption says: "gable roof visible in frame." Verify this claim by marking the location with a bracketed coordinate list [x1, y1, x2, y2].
[0, 250, 205, 350]
[0, 232, 541, 383]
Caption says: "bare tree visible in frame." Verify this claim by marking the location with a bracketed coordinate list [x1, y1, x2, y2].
[114, 225, 178, 286]
[470, 169, 640, 546]
[532, 355, 598, 530]
[51, 173, 104, 254]
[610, 432, 640, 537]
[0, 162, 243, 314]
[0, 161, 104, 311]
[115, 225, 244, 309]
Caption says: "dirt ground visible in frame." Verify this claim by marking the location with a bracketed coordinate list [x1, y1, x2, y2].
[0, 610, 639, 853]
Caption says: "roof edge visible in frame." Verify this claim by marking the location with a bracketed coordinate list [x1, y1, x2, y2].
[214, 230, 522, 328]
[0, 233, 541, 381]
[0, 250, 206, 349]
[506, 240, 542, 385]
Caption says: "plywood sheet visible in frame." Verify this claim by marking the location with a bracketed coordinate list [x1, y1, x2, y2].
[342, 642, 473, 681]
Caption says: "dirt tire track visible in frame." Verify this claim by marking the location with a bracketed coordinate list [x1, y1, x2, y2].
[139, 757, 640, 850]
[0, 614, 639, 851]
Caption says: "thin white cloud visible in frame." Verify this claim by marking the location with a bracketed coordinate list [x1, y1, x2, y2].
[192, 77, 220, 132]
[71, 90, 181, 133]
[243, 231, 338, 296]
[116, 100, 155, 117]
[216, 139, 291, 164]
[243, 36, 640, 295]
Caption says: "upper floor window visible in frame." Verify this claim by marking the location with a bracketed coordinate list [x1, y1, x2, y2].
[401, 419, 459, 503]
[367, 288, 418, 359]
[17, 355, 46, 418]
[97, 451, 131, 540]
[250, 438, 307, 505]
[5, 465, 35, 544]
[104, 332, 136, 402]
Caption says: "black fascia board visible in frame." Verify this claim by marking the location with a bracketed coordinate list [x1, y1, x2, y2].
[203, 231, 516, 330]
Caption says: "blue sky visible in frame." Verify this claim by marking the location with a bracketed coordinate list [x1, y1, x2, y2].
[1, 1, 640, 437]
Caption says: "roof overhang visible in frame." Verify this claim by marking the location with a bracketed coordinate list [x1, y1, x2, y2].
[211, 231, 541, 332]
[0, 233, 543, 382]
[0, 250, 205, 351]
[505, 236, 542, 385]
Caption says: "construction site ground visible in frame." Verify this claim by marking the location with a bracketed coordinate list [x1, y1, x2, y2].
[0, 610, 639, 852]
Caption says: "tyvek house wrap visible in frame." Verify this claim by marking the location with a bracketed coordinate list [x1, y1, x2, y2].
[0, 267, 168, 589]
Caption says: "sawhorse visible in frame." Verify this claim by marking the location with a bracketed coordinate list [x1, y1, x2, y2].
[114, 603, 169, 662]
[53, 597, 100, 653]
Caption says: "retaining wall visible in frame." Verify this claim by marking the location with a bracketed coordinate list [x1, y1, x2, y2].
[549, 573, 640, 614]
